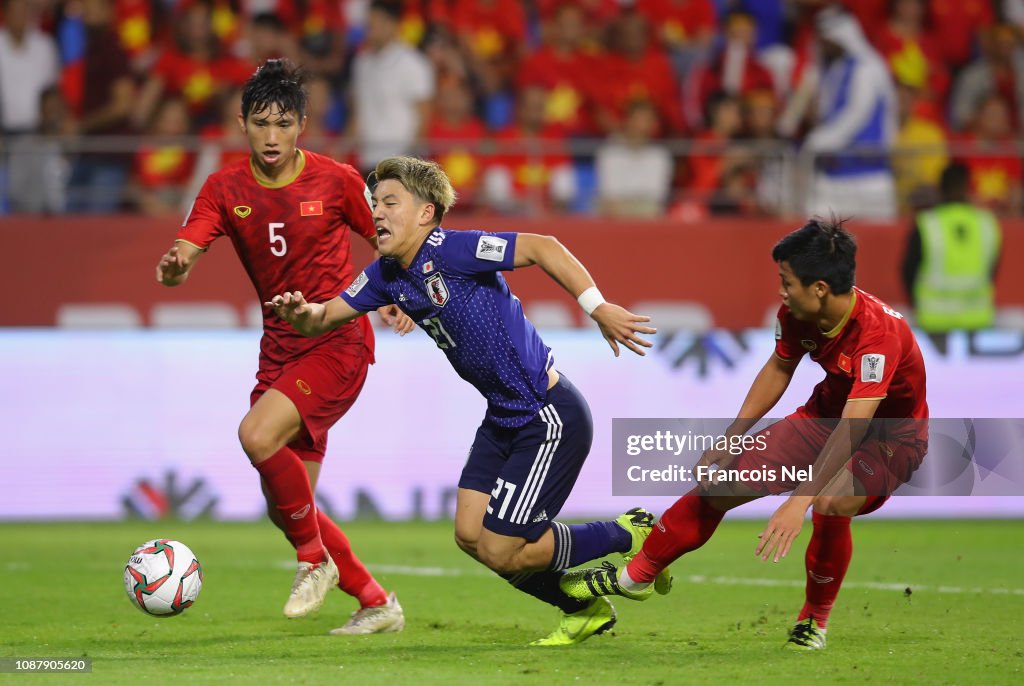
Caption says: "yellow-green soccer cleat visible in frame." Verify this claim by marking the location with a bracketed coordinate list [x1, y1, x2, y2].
[530, 597, 617, 646]
[615, 507, 673, 595]
[785, 618, 827, 651]
[559, 561, 654, 602]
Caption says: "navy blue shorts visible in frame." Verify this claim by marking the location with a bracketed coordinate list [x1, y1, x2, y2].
[458, 374, 594, 541]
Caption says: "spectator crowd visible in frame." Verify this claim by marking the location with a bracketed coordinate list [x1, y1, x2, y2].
[0, 0, 1021, 218]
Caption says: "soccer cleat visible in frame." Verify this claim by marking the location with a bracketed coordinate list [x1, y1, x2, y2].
[615, 507, 673, 596]
[529, 597, 616, 646]
[616, 507, 655, 560]
[785, 618, 828, 650]
[283, 555, 339, 618]
[329, 592, 405, 635]
[559, 561, 654, 602]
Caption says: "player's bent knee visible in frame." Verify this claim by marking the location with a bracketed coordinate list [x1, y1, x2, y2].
[237, 418, 281, 463]
[475, 540, 523, 575]
[813, 495, 863, 517]
[453, 529, 478, 558]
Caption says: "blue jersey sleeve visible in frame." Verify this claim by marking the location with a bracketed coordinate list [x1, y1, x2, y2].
[339, 260, 392, 311]
[441, 230, 518, 276]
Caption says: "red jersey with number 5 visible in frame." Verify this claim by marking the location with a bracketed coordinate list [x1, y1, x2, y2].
[179, 150, 376, 369]
[774, 288, 928, 420]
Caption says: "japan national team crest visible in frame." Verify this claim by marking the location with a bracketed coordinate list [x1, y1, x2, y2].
[424, 273, 450, 307]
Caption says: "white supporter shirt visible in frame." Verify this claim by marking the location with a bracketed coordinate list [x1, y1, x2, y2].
[352, 41, 435, 166]
[596, 141, 673, 208]
[0, 28, 59, 131]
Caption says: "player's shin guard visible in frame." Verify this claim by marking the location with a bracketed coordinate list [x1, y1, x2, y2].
[547, 520, 631, 571]
[626, 487, 725, 584]
[316, 511, 388, 608]
[502, 570, 591, 614]
[798, 512, 852, 629]
[253, 447, 324, 565]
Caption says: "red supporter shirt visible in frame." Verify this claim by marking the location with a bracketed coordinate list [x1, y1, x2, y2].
[517, 47, 603, 134]
[489, 124, 572, 201]
[957, 134, 1023, 211]
[178, 150, 376, 369]
[636, 0, 717, 47]
[450, 0, 526, 58]
[930, 0, 994, 68]
[774, 288, 928, 421]
[153, 49, 253, 115]
[427, 117, 487, 205]
[595, 49, 683, 133]
[135, 145, 196, 188]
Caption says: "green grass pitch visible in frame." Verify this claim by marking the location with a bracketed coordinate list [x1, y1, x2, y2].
[1, 519, 1021, 684]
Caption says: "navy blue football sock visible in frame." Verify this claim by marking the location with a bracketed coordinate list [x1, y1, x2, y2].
[548, 520, 631, 571]
[500, 570, 589, 614]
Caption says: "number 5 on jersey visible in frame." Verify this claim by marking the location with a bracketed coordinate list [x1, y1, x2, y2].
[269, 222, 287, 257]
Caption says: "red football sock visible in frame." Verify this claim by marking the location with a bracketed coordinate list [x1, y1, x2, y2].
[253, 447, 324, 565]
[626, 487, 726, 584]
[798, 512, 852, 629]
[316, 511, 387, 608]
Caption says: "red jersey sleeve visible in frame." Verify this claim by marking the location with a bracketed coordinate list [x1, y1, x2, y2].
[847, 328, 902, 401]
[773, 306, 806, 362]
[336, 163, 376, 242]
[178, 176, 227, 249]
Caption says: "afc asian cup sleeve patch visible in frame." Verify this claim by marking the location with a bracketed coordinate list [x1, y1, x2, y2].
[363, 184, 373, 212]
[475, 235, 508, 261]
[861, 353, 886, 382]
[345, 271, 369, 297]
[774, 318, 782, 340]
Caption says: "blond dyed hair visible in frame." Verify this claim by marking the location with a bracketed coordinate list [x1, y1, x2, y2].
[373, 156, 458, 225]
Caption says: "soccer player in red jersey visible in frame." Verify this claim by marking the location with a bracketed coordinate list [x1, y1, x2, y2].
[560, 218, 929, 650]
[154, 59, 411, 635]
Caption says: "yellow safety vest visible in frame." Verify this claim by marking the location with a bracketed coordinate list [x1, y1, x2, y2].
[914, 203, 1001, 332]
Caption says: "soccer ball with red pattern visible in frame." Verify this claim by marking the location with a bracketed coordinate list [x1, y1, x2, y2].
[123, 539, 203, 616]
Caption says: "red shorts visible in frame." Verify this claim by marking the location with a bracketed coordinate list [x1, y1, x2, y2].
[729, 407, 926, 509]
[251, 339, 371, 463]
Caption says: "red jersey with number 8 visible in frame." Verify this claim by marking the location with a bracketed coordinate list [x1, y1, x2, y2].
[774, 288, 928, 420]
[179, 150, 376, 369]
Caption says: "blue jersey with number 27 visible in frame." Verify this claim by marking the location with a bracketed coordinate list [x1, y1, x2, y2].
[340, 228, 553, 428]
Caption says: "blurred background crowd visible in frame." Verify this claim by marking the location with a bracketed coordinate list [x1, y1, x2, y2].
[0, 0, 1020, 219]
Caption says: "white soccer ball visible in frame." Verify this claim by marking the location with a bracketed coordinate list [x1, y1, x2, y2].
[123, 539, 203, 616]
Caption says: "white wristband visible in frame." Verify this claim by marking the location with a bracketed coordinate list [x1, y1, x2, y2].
[577, 287, 606, 316]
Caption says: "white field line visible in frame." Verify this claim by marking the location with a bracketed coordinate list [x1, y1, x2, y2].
[364, 563, 1024, 597]
[8, 560, 1023, 596]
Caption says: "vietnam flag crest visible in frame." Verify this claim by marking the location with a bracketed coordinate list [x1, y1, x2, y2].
[300, 200, 323, 216]
[838, 353, 852, 374]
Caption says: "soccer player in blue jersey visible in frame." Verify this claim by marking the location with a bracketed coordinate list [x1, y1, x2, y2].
[266, 156, 668, 645]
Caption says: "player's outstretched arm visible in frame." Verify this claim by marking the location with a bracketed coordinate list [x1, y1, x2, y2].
[513, 233, 656, 356]
[155, 241, 204, 287]
[755, 397, 881, 563]
[696, 353, 800, 485]
[265, 292, 364, 337]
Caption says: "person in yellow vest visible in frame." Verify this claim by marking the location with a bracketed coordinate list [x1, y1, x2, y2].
[902, 162, 1002, 332]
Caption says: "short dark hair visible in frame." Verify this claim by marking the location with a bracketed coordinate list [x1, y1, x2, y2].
[251, 12, 287, 33]
[241, 59, 308, 121]
[939, 162, 970, 200]
[370, 0, 402, 21]
[771, 217, 857, 294]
